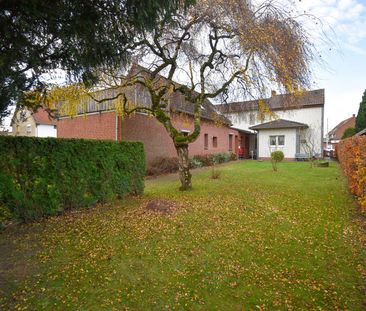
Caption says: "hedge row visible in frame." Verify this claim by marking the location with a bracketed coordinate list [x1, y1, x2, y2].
[337, 135, 366, 211]
[0, 136, 145, 223]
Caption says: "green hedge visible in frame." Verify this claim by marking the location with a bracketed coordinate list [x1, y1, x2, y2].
[0, 136, 145, 223]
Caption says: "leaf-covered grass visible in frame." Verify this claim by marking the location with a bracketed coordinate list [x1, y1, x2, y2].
[1, 161, 365, 310]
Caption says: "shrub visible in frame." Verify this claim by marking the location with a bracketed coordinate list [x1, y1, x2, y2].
[0, 136, 145, 222]
[192, 152, 234, 168]
[148, 152, 237, 176]
[211, 166, 221, 179]
[212, 152, 231, 164]
[190, 158, 203, 169]
[338, 136, 366, 212]
[229, 152, 238, 161]
[271, 150, 284, 172]
[192, 154, 214, 166]
[146, 157, 179, 176]
[342, 127, 356, 139]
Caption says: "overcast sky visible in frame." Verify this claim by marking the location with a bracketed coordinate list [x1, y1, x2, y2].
[295, 0, 366, 131]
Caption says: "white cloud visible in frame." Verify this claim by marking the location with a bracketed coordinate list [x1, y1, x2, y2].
[295, 0, 366, 44]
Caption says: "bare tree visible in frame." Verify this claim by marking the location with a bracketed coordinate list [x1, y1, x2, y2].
[300, 128, 318, 168]
[41, 0, 314, 190]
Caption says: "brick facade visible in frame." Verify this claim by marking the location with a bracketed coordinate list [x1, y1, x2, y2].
[121, 113, 240, 164]
[57, 112, 117, 141]
[57, 111, 240, 165]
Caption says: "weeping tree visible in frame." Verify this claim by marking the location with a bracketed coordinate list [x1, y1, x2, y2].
[39, 0, 314, 190]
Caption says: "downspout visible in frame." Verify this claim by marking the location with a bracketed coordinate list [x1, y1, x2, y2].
[321, 103, 325, 157]
[115, 114, 118, 141]
[255, 130, 259, 159]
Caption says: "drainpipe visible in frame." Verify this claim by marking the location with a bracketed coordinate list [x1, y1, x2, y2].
[115, 114, 118, 141]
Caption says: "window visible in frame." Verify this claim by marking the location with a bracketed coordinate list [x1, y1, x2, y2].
[229, 134, 233, 151]
[213, 136, 218, 148]
[270, 136, 277, 146]
[204, 134, 208, 150]
[278, 135, 285, 146]
[270, 135, 285, 147]
[26, 124, 32, 133]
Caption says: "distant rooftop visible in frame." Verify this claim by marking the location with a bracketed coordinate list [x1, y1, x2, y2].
[216, 89, 325, 114]
[249, 119, 308, 130]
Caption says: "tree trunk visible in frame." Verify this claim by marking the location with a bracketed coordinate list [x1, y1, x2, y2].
[176, 144, 192, 191]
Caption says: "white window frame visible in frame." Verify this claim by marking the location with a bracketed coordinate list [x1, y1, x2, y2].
[270, 135, 285, 147]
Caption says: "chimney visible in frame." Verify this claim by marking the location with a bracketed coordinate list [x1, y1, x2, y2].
[271, 90, 276, 97]
[352, 114, 355, 117]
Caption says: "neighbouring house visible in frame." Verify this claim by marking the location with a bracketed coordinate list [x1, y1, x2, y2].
[325, 114, 356, 151]
[11, 107, 57, 137]
[56, 83, 241, 166]
[216, 89, 325, 159]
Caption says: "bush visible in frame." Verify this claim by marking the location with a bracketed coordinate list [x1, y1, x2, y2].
[271, 150, 284, 172]
[146, 157, 179, 176]
[212, 152, 231, 164]
[191, 152, 234, 168]
[0, 136, 145, 222]
[190, 158, 203, 169]
[211, 166, 221, 179]
[192, 154, 214, 167]
[229, 152, 238, 161]
[341, 127, 356, 139]
[338, 136, 366, 212]
[148, 152, 237, 176]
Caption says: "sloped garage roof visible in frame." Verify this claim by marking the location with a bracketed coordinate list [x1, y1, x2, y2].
[249, 119, 308, 130]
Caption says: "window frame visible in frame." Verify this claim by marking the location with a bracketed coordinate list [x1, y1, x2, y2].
[278, 135, 285, 146]
[212, 136, 218, 148]
[228, 134, 233, 151]
[269, 135, 277, 146]
[270, 135, 285, 147]
[204, 133, 208, 150]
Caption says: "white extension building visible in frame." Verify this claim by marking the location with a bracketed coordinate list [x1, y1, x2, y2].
[216, 89, 325, 159]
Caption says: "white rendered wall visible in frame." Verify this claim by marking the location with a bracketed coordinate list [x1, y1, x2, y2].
[36, 124, 57, 137]
[226, 106, 323, 154]
[258, 128, 297, 158]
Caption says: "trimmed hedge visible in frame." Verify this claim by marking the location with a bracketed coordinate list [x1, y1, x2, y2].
[337, 136, 366, 211]
[0, 136, 145, 222]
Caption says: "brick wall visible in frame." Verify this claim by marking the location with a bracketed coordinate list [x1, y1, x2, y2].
[121, 113, 240, 165]
[57, 111, 241, 165]
[57, 112, 117, 141]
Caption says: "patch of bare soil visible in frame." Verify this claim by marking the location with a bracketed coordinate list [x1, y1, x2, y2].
[142, 199, 184, 215]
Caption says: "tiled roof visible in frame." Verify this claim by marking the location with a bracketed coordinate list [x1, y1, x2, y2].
[128, 64, 231, 124]
[33, 107, 57, 125]
[249, 119, 308, 130]
[215, 89, 325, 113]
[328, 115, 356, 139]
[58, 64, 231, 125]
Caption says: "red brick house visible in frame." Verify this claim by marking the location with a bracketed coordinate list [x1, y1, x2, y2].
[56, 84, 242, 165]
[325, 114, 356, 152]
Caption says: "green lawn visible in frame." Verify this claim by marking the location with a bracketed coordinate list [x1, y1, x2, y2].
[1, 161, 365, 310]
